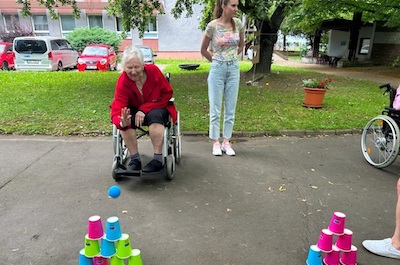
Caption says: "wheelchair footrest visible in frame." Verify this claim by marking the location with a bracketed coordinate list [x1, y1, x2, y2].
[115, 167, 141, 177]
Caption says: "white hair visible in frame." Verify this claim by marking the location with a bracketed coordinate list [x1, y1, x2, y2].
[121, 46, 144, 69]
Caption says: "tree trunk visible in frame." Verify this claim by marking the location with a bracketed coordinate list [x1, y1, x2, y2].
[312, 29, 322, 58]
[248, 4, 286, 75]
[348, 12, 362, 61]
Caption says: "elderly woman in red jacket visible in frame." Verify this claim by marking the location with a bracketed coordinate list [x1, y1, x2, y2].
[110, 46, 177, 172]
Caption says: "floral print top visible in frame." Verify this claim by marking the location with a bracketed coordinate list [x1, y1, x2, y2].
[205, 17, 244, 62]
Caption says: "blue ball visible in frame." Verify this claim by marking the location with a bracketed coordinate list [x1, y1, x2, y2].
[108, 185, 121, 198]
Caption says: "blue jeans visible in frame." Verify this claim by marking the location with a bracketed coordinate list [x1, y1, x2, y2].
[207, 60, 240, 140]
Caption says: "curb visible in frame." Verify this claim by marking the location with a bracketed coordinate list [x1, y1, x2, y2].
[182, 129, 363, 138]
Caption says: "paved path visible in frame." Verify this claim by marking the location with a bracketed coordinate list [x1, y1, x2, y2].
[1, 134, 400, 264]
[273, 55, 400, 86]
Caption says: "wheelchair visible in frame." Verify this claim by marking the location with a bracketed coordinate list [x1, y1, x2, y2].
[111, 73, 182, 181]
[361, 83, 400, 168]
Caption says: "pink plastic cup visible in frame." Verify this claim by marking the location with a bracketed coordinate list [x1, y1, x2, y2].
[317, 229, 333, 253]
[340, 245, 357, 265]
[323, 245, 340, 265]
[88, 215, 104, 240]
[335, 228, 353, 252]
[328, 212, 346, 235]
[93, 256, 109, 265]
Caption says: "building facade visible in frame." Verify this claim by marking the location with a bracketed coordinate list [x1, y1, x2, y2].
[0, 0, 204, 59]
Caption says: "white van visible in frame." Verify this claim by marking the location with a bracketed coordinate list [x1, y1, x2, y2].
[13, 36, 79, 71]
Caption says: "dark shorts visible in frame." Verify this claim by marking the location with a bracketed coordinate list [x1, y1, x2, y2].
[129, 107, 169, 128]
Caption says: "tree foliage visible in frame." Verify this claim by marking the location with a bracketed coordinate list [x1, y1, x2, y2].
[0, 19, 34, 42]
[106, 0, 163, 38]
[17, 0, 80, 20]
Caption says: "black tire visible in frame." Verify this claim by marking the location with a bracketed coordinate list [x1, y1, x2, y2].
[165, 155, 175, 180]
[2, 61, 9, 71]
[57, 61, 63, 71]
[361, 115, 400, 168]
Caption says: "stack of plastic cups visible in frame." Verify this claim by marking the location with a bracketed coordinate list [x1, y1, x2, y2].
[306, 245, 322, 265]
[128, 249, 143, 265]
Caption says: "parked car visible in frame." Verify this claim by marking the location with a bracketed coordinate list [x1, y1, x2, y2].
[78, 44, 118, 71]
[0, 42, 15, 70]
[13, 36, 79, 71]
[132, 45, 156, 64]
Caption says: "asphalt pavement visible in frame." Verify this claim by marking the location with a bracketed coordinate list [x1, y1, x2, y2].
[1, 134, 400, 265]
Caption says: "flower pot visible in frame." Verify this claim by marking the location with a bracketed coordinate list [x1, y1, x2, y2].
[302, 87, 327, 108]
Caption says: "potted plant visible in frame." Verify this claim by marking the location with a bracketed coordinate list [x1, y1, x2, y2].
[302, 77, 333, 108]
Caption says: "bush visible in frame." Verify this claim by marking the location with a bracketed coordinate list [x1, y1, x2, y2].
[67, 27, 122, 53]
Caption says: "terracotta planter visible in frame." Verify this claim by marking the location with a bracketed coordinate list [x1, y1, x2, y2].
[302, 87, 327, 108]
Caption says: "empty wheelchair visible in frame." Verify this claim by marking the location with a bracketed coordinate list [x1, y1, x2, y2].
[361, 83, 400, 168]
[111, 73, 182, 181]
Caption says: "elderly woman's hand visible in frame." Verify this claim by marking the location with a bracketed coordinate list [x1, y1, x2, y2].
[119, 107, 132, 128]
[135, 111, 145, 127]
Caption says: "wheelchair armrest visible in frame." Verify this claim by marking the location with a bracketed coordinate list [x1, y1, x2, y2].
[385, 106, 400, 112]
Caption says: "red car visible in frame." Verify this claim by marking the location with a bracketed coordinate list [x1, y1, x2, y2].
[78, 44, 118, 71]
[0, 42, 15, 70]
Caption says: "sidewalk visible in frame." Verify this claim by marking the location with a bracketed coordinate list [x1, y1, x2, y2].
[273, 54, 400, 86]
[1, 134, 399, 265]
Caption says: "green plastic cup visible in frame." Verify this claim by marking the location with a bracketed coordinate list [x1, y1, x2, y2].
[128, 249, 143, 265]
[84, 234, 100, 258]
[116, 233, 132, 259]
[109, 255, 125, 265]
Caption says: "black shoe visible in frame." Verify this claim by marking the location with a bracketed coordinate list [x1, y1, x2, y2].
[142, 159, 163, 172]
[127, 159, 141, 171]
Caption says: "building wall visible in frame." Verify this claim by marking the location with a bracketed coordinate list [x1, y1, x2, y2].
[0, 0, 203, 59]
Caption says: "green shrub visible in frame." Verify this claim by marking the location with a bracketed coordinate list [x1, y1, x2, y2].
[67, 27, 122, 53]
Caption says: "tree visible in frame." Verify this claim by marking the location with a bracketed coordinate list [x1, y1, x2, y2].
[172, 0, 298, 75]
[0, 17, 34, 42]
[17, 0, 80, 20]
[20, 0, 295, 75]
[285, 0, 400, 61]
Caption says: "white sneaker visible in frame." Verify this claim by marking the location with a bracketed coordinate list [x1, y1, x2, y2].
[362, 238, 400, 259]
[212, 142, 222, 156]
[221, 142, 235, 156]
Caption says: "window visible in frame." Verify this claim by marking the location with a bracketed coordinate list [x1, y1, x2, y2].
[116, 17, 132, 38]
[60, 15, 76, 33]
[4, 14, 18, 32]
[143, 16, 158, 39]
[88, 15, 103, 28]
[32, 15, 48, 31]
[359, 38, 370, 55]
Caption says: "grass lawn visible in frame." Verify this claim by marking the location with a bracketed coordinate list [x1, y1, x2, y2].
[0, 59, 391, 136]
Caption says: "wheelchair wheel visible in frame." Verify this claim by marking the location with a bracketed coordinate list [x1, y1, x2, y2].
[111, 158, 122, 181]
[361, 115, 400, 168]
[174, 111, 182, 164]
[112, 125, 128, 164]
[165, 154, 175, 180]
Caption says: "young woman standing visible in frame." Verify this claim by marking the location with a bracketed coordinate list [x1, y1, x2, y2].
[200, 0, 244, 156]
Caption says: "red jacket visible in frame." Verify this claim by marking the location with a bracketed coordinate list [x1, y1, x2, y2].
[110, 64, 177, 130]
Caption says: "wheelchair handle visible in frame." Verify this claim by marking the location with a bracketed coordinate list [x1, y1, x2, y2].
[379, 83, 393, 95]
